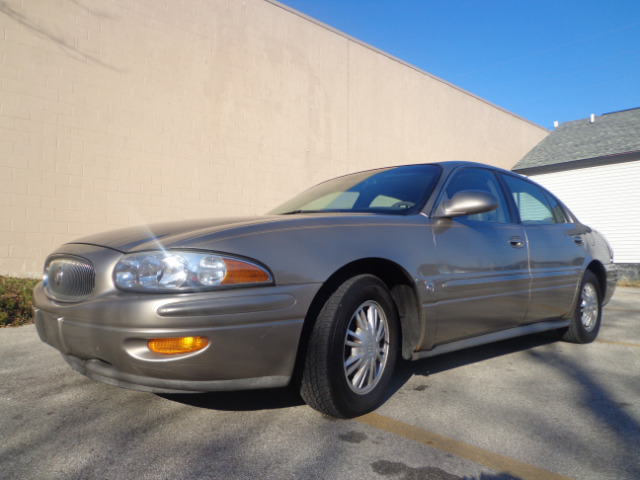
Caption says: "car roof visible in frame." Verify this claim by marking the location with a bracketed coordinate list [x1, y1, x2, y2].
[434, 161, 512, 174]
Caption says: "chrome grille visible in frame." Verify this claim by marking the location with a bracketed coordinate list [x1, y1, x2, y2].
[44, 255, 95, 302]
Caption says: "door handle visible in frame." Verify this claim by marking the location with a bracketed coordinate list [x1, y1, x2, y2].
[574, 236, 584, 245]
[509, 236, 524, 248]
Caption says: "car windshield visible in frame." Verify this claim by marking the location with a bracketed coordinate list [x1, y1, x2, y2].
[269, 164, 441, 215]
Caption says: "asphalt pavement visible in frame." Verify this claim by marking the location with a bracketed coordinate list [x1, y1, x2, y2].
[1, 288, 639, 480]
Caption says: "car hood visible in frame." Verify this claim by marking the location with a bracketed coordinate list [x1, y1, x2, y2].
[69, 216, 286, 252]
[68, 214, 414, 253]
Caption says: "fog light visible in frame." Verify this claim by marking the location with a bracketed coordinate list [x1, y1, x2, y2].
[147, 336, 209, 355]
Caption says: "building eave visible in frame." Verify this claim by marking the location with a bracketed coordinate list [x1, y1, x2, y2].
[512, 150, 640, 175]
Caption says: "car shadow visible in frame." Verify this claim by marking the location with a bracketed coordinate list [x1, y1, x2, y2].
[385, 333, 558, 400]
[159, 333, 558, 414]
[158, 385, 306, 412]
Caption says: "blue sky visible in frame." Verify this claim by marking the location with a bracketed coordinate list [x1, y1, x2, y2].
[278, 0, 640, 129]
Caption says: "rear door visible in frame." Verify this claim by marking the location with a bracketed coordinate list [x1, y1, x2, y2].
[429, 167, 530, 346]
[500, 173, 584, 322]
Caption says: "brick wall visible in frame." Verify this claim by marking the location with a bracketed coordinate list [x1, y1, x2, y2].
[0, 0, 548, 277]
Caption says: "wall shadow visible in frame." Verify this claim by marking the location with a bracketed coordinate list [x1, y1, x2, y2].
[0, 0, 122, 70]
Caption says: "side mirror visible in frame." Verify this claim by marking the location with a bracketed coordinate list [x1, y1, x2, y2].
[434, 190, 499, 218]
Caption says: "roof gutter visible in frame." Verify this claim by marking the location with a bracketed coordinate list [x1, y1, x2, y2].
[513, 150, 640, 175]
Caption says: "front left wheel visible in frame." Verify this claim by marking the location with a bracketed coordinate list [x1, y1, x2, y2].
[300, 274, 399, 418]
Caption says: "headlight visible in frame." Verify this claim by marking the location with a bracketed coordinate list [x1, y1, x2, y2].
[113, 251, 272, 292]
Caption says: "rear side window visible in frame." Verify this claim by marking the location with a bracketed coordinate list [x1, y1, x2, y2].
[502, 174, 559, 224]
[544, 192, 571, 223]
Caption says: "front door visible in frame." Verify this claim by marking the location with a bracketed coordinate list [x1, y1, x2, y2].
[428, 167, 530, 347]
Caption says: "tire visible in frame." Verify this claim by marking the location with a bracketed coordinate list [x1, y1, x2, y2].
[300, 274, 399, 418]
[561, 270, 602, 344]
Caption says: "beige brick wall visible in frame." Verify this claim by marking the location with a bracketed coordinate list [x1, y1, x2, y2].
[0, 0, 548, 278]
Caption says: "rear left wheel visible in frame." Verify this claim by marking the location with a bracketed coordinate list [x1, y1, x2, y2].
[300, 274, 399, 418]
[561, 270, 602, 344]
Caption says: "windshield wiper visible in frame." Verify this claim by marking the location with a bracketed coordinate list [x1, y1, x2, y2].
[279, 209, 343, 215]
[279, 209, 317, 215]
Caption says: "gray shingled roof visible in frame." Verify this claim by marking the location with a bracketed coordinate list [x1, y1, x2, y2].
[513, 107, 640, 172]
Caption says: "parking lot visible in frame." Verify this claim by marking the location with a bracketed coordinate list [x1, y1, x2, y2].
[1, 288, 638, 480]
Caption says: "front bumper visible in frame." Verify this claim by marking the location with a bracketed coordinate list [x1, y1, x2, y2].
[33, 281, 319, 393]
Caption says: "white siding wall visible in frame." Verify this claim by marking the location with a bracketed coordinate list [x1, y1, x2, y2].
[529, 161, 640, 264]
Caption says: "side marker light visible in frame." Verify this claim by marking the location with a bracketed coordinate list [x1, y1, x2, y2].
[147, 336, 209, 355]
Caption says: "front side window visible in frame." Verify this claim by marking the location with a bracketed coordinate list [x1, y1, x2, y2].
[269, 165, 441, 215]
[502, 174, 558, 224]
[441, 168, 510, 223]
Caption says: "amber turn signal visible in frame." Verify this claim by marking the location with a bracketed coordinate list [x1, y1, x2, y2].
[221, 258, 271, 284]
[147, 336, 209, 355]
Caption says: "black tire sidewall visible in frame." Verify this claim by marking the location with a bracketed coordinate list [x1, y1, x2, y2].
[572, 271, 602, 343]
[325, 275, 399, 417]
